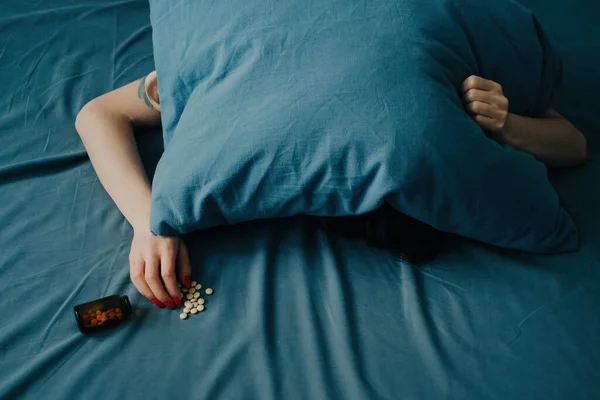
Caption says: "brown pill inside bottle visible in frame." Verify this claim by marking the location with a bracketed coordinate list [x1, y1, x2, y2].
[74, 295, 133, 334]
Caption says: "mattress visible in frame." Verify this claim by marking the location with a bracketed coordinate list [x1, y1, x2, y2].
[0, 0, 599, 398]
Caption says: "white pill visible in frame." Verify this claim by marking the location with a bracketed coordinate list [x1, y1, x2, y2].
[198, 298, 205, 305]
[197, 305, 205, 312]
[191, 302, 198, 307]
[186, 293, 193, 300]
[195, 283, 201, 290]
[191, 281, 197, 286]
[189, 288, 196, 294]
[193, 292, 200, 298]
[190, 308, 198, 314]
[205, 288, 214, 295]
[182, 288, 188, 293]
[183, 307, 191, 313]
[184, 301, 192, 308]
[179, 313, 187, 320]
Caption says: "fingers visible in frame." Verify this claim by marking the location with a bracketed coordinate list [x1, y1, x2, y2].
[462, 75, 503, 94]
[463, 89, 508, 108]
[177, 243, 193, 290]
[474, 115, 507, 133]
[160, 247, 181, 308]
[466, 101, 507, 120]
[129, 254, 165, 308]
[145, 254, 175, 309]
[462, 82, 509, 134]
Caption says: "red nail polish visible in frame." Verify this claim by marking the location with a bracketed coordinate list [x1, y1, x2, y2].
[173, 297, 182, 308]
[151, 298, 165, 308]
[184, 275, 191, 289]
[164, 300, 175, 309]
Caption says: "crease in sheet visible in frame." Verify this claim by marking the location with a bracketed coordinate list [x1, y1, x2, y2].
[506, 285, 586, 347]
[0, 0, 140, 22]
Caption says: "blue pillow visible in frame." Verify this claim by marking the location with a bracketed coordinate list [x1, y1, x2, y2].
[149, 0, 578, 253]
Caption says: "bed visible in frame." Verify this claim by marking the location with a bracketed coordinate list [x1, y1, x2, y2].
[1, 0, 599, 398]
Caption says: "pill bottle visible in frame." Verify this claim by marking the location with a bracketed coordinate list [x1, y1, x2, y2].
[73, 294, 132, 334]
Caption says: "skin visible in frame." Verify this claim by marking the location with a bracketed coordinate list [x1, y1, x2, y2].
[461, 75, 587, 167]
[75, 72, 587, 309]
[75, 72, 189, 310]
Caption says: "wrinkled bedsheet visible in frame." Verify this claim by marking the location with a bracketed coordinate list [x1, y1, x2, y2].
[0, 0, 599, 398]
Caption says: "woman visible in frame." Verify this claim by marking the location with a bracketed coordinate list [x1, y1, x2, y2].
[75, 71, 586, 310]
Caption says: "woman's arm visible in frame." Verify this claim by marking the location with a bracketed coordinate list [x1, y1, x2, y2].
[461, 75, 587, 168]
[75, 78, 159, 230]
[503, 109, 587, 168]
[75, 74, 190, 310]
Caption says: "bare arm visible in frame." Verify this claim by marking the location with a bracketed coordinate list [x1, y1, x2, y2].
[462, 75, 587, 168]
[75, 73, 190, 310]
[503, 109, 587, 168]
[75, 77, 160, 231]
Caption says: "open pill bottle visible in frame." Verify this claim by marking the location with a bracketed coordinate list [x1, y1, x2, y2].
[73, 294, 132, 334]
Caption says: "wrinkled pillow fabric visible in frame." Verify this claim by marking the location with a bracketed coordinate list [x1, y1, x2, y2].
[149, 0, 578, 253]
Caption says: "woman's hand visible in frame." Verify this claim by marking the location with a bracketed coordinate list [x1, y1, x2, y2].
[460, 75, 586, 167]
[461, 75, 510, 141]
[75, 75, 198, 308]
[129, 229, 192, 309]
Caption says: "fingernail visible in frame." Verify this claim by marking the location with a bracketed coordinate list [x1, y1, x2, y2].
[151, 298, 165, 308]
[173, 297, 182, 308]
[164, 300, 175, 309]
[184, 275, 191, 289]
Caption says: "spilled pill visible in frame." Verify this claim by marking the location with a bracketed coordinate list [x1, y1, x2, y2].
[175, 281, 213, 321]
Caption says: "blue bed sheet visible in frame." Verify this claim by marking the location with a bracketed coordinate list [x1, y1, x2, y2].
[0, 0, 599, 399]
